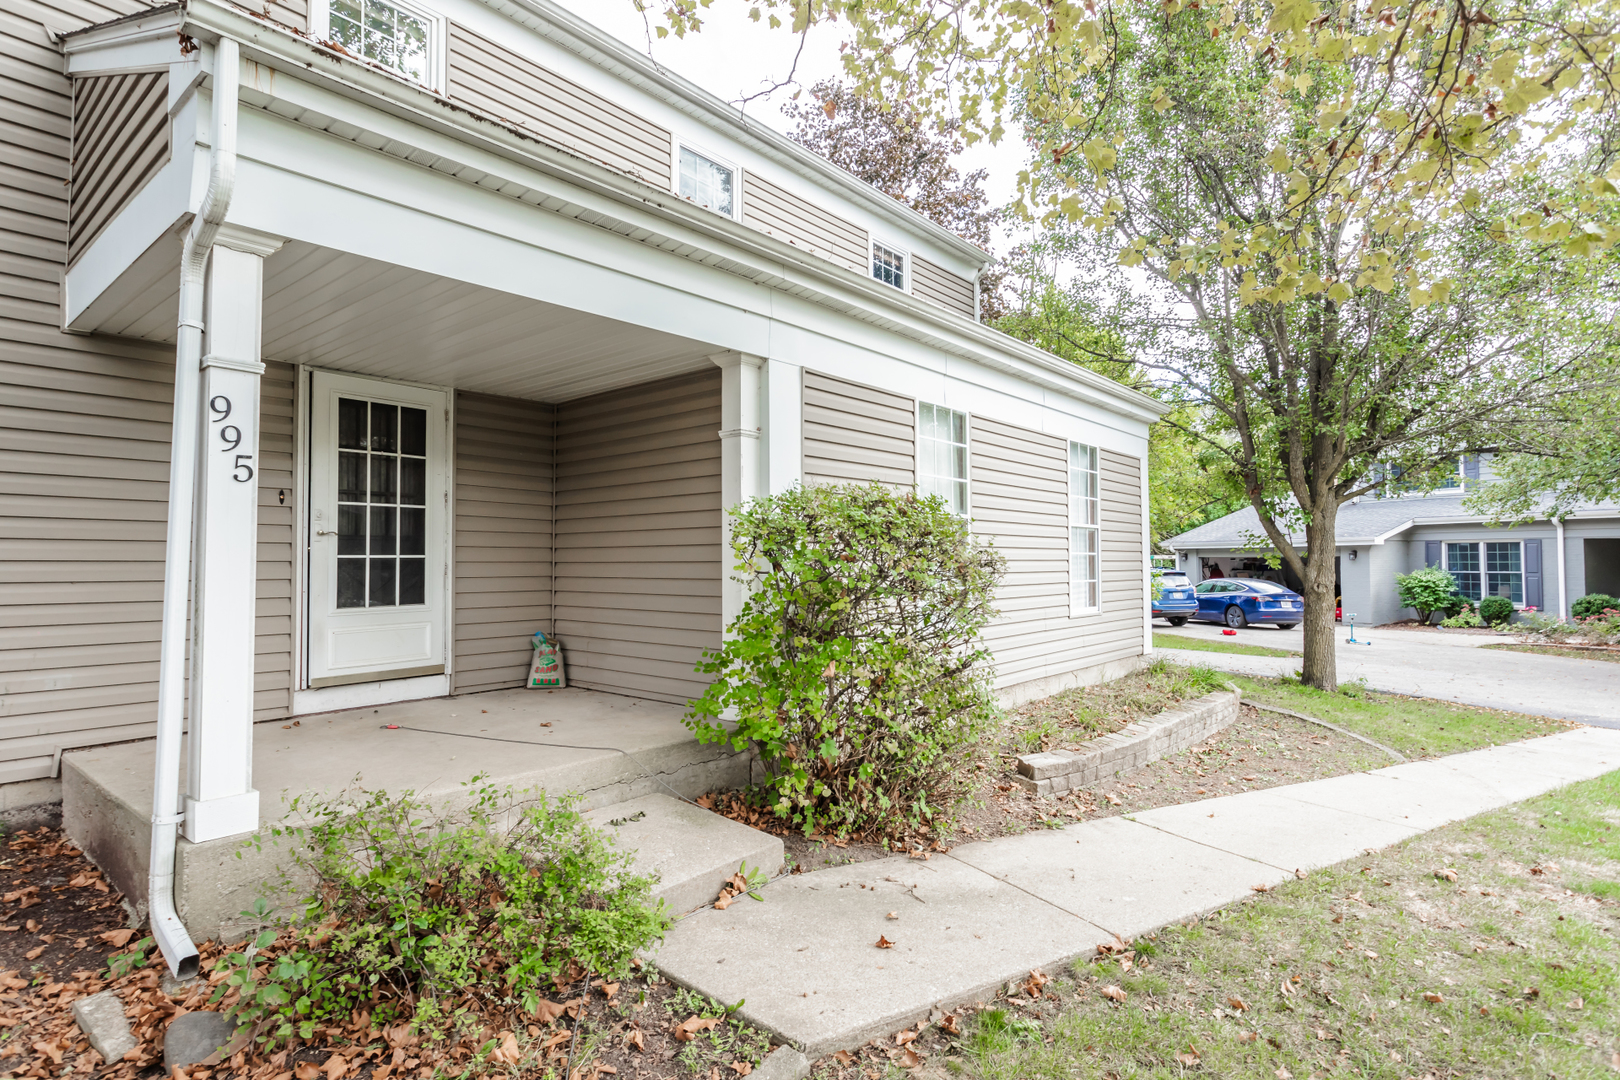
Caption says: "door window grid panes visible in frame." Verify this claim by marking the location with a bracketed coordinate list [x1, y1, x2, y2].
[1445, 540, 1522, 604]
[679, 147, 735, 216]
[1070, 442, 1100, 611]
[917, 403, 967, 515]
[328, 0, 430, 83]
[873, 242, 906, 289]
[336, 397, 428, 609]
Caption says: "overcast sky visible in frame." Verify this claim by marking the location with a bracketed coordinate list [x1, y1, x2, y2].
[551, 1, 1034, 222]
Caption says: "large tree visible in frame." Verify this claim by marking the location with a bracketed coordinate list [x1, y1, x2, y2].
[782, 80, 1007, 317]
[644, 0, 1620, 690]
[1465, 381, 1620, 523]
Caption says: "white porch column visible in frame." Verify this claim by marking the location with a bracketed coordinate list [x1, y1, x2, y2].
[762, 358, 802, 495]
[712, 352, 765, 630]
[184, 225, 284, 843]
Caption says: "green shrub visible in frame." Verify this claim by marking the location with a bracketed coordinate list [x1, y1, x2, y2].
[1394, 566, 1459, 624]
[1441, 603, 1485, 628]
[1477, 595, 1515, 626]
[1573, 593, 1620, 619]
[222, 780, 668, 1046]
[687, 483, 1005, 837]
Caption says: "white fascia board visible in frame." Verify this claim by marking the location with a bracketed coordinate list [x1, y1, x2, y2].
[1368, 520, 1416, 545]
[168, 2, 1166, 425]
[477, 0, 994, 274]
[59, 4, 184, 71]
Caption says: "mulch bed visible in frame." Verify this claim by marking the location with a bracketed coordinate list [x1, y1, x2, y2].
[1373, 620, 1508, 636]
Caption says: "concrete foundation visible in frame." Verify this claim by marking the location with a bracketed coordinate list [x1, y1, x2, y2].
[62, 687, 753, 940]
[995, 654, 1154, 709]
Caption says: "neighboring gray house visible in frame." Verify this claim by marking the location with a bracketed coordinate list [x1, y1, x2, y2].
[1163, 473, 1620, 626]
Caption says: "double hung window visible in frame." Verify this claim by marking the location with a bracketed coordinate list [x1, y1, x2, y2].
[321, 0, 439, 87]
[1445, 540, 1522, 604]
[1070, 442, 1100, 612]
[872, 241, 906, 290]
[917, 403, 968, 514]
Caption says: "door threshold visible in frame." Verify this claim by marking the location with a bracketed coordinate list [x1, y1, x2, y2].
[292, 673, 450, 716]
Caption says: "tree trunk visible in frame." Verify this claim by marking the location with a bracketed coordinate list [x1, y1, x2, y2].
[1299, 499, 1340, 691]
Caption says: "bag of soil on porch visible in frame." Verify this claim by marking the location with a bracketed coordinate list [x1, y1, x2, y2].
[528, 632, 567, 688]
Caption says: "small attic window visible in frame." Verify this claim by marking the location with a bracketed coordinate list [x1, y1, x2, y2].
[872, 240, 906, 290]
[678, 146, 736, 218]
[318, 0, 442, 89]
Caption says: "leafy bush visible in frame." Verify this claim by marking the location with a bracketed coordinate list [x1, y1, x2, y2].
[1394, 566, 1459, 624]
[222, 780, 668, 1046]
[1477, 595, 1515, 626]
[1573, 593, 1620, 619]
[1441, 603, 1485, 628]
[687, 483, 1005, 837]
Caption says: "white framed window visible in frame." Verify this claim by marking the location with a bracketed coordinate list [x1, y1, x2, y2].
[1070, 441, 1100, 613]
[674, 143, 739, 219]
[917, 402, 967, 515]
[1445, 540, 1522, 604]
[312, 0, 446, 90]
[872, 238, 908, 291]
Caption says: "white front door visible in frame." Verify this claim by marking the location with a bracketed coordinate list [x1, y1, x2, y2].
[307, 372, 448, 688]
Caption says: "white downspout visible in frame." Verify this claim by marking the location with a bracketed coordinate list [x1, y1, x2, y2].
[150, 34, 239, 980]
[1555, 516, 1568, 620]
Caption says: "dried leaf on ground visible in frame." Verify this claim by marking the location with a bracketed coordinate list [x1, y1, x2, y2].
[674, 1016, 722, 1041]
[1424, 992, 1444, 1003]
[1435, 867, 1459, 882]
[1227, 996, 1249, 1011]
[1100, 984, 1127, 1003]
[875, 935, 895, 949]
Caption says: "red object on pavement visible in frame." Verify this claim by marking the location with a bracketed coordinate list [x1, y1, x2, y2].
[1222, 628, 1237, 636]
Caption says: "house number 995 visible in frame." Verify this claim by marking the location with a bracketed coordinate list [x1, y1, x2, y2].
[209, 395, 254, 483]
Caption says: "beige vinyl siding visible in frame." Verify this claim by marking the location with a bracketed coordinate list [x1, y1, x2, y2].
[912, 255, 976, 318]
[264, 0, 307, 31]
[969, 420, 1145, 689]
[452, 391, 555, 695]
[255, 362, 296, 720]
[69, 69, 169, 265]
[801, 370, 915, 489]
[447, 23, 672, 185]
[741, 172, 869, 275]
[552, 370, 721, 704]
[0, 0, 293, 780]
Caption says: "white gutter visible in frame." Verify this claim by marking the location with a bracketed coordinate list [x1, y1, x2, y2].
[1556, 516, 1568, 619]
[149, 34, 239, 980]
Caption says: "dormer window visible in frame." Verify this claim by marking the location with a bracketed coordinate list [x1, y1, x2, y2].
[872, 240, 906, 290]
[316, 0, 443, 89]
[677, 145, 737, 218]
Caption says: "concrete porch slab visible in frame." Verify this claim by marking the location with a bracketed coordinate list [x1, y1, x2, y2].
[948, 815, 1291, 941]
[583, 794, 783, 916]
[62, 687, 751, 940]
[651, 854, 1108, 1057]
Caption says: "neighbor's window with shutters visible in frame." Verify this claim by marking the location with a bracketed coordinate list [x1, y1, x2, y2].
[917, 403, 968, 515]
[872, 241, 906, 290]
[337, 398, 429, 609]
[325, 0, 435, 85]
[1070, 442, 1100, 613]
[1445, 540, 1524, 604]
[678, 147, 736, 217]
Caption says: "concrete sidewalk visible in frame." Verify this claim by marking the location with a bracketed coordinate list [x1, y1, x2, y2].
[651, 726, 1620, 1056]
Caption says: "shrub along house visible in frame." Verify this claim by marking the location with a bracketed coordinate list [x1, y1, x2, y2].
[1, 0, 1165, 954]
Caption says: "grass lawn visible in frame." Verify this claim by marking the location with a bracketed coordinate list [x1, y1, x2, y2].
[924, 770, 1620, 1080]
[1223, 673, 1572, 758]
[1154, 631, 1301, 658]
[1484, 643, 1620, 664]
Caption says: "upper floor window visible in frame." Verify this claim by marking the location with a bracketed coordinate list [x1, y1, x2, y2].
[1070, 442, 1100, 612]
[316, 0, 442, 89]
[872, 241, 906, 290]
[918, 403, 967, 515]
[678, 146, 736, 217]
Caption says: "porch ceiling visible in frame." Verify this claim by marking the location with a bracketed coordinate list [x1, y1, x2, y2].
[88, 240, 722, 402]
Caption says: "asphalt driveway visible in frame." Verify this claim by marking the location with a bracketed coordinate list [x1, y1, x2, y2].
[1152, 619, 1620, 728]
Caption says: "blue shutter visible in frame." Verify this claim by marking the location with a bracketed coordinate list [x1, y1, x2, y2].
[1523, 539, 1542, 611]
[1425, 541, 1441, 569]
[1463, 455, 1481, 483]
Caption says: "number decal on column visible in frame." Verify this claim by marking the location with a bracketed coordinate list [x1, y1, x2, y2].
[209, 395, 253, 481]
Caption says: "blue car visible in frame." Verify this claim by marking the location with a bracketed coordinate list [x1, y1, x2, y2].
[1193, 578, 1304, 629]
[1152, 569, 1200, 626]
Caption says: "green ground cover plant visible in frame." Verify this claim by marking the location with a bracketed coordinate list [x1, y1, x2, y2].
[1227, 675, 1571, 758]
[223, 779, 668, 1048]
[1153, 632, 1301, 658]
[939, 771, 1620, 1080]
[687, 483, 1005, 838]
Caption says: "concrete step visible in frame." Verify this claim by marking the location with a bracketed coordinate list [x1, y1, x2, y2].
[583, 794, 784, 916]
